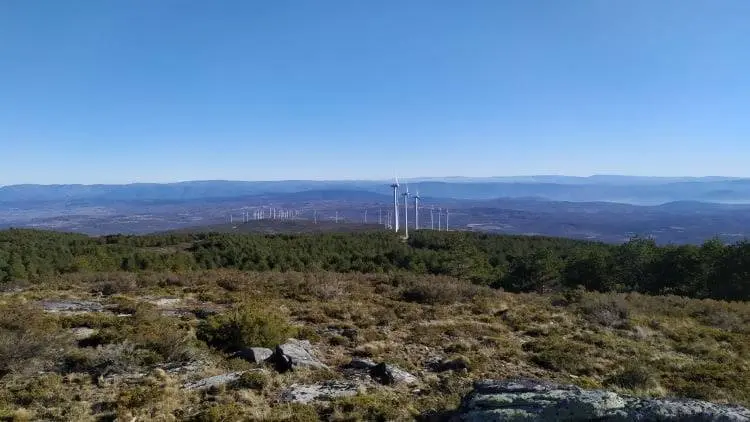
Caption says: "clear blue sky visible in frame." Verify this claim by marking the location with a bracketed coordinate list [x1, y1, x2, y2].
[2, 0, 749, 185]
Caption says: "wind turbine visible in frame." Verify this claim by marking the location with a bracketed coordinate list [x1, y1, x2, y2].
[402, 184, 410, 238]
[430, 206, 435, 230]
[446, 209, 449, 231]
[413, 190, 421, 230]
[390, 177, 400, 233]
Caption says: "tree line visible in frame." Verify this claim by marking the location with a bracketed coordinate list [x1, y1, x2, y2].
[1, 228, 748, 301]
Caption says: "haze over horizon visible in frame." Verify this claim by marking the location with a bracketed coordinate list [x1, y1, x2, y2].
[2, 0, 749, 185]
[1, 174, 749, 188]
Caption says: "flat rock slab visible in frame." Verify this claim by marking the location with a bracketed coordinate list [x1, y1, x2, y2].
[184, 372, 244, 391]
[452, 379, 750, 422]
[40, 300, 104, 314]
[269, 339, 329, 372]
[280, 381, 360, 404]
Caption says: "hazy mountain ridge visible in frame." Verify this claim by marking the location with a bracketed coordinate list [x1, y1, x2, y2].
[4, 177, 750, 204]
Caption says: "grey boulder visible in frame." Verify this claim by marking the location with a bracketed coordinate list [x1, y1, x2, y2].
[268, 339, 329, 373]
[232, 347, 274, 363]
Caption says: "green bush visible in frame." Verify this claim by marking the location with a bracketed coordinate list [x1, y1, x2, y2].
[197, 304, 296, 351]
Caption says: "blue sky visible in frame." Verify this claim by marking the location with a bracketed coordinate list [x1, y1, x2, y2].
[1, 0, 749, 184]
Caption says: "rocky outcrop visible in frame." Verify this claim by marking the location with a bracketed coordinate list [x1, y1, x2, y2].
[268, 339, 329, 373]
[452, 379, 750, 422]
[280, 381, 360, 404]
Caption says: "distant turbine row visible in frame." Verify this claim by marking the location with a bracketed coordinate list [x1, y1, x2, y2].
[389, 177, 448, 237]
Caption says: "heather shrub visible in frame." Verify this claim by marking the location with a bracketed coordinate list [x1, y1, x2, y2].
[197, 303, 296, 351]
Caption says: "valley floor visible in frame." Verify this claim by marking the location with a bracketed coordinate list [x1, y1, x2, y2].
[1, 270, 749, 421]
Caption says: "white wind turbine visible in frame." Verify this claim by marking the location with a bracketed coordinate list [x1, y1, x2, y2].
[390, 176, 400, 233]
[402, 183, 410, 238]
[413, 190, 421, 230]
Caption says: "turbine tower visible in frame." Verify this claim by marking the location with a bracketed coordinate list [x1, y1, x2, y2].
[413, 191, 421, 230]
[402, 185, 410, 238]
[390, 177, 400, 233]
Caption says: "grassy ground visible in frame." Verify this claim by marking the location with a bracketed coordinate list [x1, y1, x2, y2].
[1, 270, 749, 421]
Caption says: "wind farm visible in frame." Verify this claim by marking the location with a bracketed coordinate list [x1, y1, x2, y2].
[219, 177, 451, 238]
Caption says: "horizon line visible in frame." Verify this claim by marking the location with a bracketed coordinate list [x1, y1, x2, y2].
[1, 174, 749, 188]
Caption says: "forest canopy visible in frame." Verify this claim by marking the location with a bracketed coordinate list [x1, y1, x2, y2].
[1, 228, 748, 301]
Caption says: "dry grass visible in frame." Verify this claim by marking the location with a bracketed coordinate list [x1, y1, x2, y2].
[1, 270, 749, 420]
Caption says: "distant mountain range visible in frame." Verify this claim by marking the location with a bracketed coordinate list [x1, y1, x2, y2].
[3, 177, 750, 204]
[3, 178, 750, 243]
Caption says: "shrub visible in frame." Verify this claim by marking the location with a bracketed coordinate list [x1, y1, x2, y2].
[605, 364, 657, 390]
[116, 385, 165, 410]
[128, 306, 195, 362]
[399, 277, 489, 305]
[524, 336, 597, 376]
[197, 303, 296, 351]
[330, 392, 415, 421]
[217, 277, 244, 292]
[0, 303, 60, 377]
[62, 342, 160, 379]
[578, 294, 631, 328]
[190, 403, 247, 422]
[235, 370, 268, 391]
[90, 273, 138, 296]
